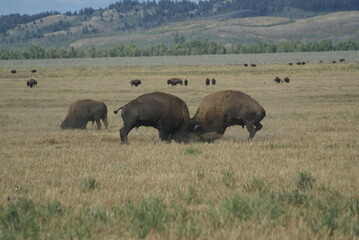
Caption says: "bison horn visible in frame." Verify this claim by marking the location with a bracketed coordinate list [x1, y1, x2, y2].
[194, 124, 201, 131]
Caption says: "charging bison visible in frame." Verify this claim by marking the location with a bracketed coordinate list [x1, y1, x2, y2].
[193, 90, 266, 141]
[114, 92, 197, 143]
[26, 79, 37, 88]
[167, 78, 183, 86]
[130, 79, 141, 87]
[61, 99, 108, 130]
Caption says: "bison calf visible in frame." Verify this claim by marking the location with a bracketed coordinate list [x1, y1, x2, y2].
[193, 90, 266, 141]
[61, 99, 108, 130]
[114, 92, 197, 143]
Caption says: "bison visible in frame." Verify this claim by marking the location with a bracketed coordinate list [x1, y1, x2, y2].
[211, 78, 216, 86]
[113, 92, 197, 143]
[167, 78, 183, 86]
[61, 99, 108, 130]
[284, 77, 290, 83]
[11, 69, 17, 74]
[274, 77, 282, 83]
[184, 79, 188, 86]
[130, 79, 141, 87]
[205, 78, 210, 86]
[31, 69, 37, 73]
[192, 90, 266, 141]
[26, 79, 37, 88]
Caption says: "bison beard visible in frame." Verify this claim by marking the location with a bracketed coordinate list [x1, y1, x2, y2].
[61, 99, 108, 130]
[114, 92, 196, 143]
[193, 90, 266, 141]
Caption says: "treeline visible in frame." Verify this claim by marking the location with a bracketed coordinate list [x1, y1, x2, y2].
[0, 12, 60, 35]
[1, 38, 358, 60]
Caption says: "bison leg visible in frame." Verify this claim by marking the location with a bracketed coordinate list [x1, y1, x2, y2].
[158, 128, 171, 141]
[120, 127, 130, 143]
[95, 119, 102, 130]
[245, 122, 256, 140]
[102, 118, 108, 129]
[120, 123, 135, 143]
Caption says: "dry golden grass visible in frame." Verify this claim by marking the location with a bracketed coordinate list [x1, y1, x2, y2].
[0, 60, 358, 239]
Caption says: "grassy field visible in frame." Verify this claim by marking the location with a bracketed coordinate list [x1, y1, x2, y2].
[0, 57, 358, 239]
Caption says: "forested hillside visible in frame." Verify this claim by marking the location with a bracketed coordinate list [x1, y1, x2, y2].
[0, 0, 358, 51]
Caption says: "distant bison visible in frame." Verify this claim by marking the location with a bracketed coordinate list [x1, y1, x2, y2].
[205, 78, 210, 86]
[114, 92, 197, 143]
[251, 64, 256, 67]
[26, 79, 37, 88]
[193, 90, 266, 141]
[130, 79, 141, 87]
[284, 77, 290, 83]
[11, 69, 16, 74]
[274, 76, 281, 83]
[61, 99, 108, 130]
[31, 69, 37, 73]
[167, 78, 183, 86]
[244, 64, 248, 67]
[184, 79, 188, 86]
[211, 78, 216, 85]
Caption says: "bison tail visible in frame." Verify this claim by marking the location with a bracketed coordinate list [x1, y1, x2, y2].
[113, 106, 124, 114]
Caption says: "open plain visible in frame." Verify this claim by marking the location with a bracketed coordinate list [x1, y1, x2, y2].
[0, 53, 358, 239]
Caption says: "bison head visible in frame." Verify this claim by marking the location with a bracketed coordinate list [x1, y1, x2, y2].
[61, 117, 86, 129]
[171, 119, 201, 143]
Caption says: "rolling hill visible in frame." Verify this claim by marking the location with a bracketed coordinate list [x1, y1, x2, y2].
[1, 2, 358, 50]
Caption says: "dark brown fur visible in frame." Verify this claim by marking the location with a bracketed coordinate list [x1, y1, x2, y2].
[205, 78, 210, 86]
[130, 79, 141, 87]
[193, 90, 266, 141]
[211, 78, 216, 85]
[26, 79, 37, 88]
[167, 78, 183, 86]
[61, 99, 108, 130]
[114, 92, 196, 143]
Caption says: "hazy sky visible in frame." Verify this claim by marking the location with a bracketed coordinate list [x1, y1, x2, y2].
[0, 0, 117, 15]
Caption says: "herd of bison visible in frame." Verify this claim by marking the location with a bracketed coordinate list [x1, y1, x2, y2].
[13, 58, 346, 143]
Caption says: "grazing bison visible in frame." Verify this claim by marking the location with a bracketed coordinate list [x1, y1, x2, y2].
[26, 79, 37, 88]
[167, 78, 183, 86]
[244, 64, 248, 67]
[205, 78, 210, 86]
[274, 76, 281, 83]
[211, 78, 216, 86]
[11, 69, 17, 74]
[61, 99, 108, 130]
[284, 77, 290, 83]
[113, 92, 197, 143]
[130, 79, 141, 87]
[251, 64, 256, 67]
[184, 79, 188, 86]
[193, 90, 266, 141]
[31, 69, 37, 73]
